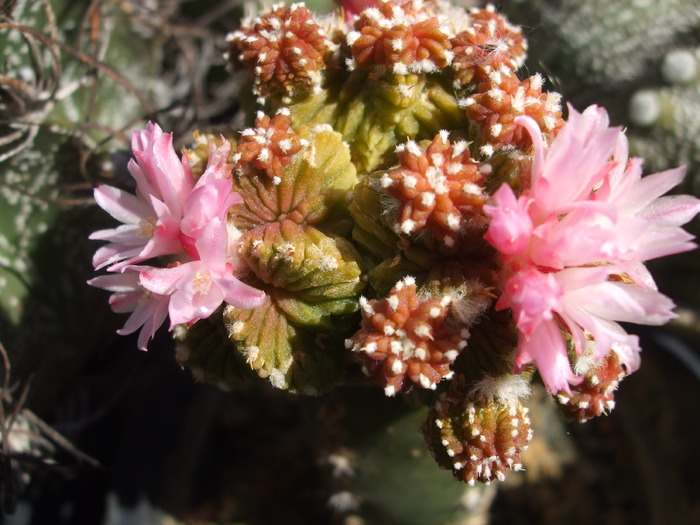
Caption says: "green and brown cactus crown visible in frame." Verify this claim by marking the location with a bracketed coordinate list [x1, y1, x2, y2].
[88, 0, 700, 488]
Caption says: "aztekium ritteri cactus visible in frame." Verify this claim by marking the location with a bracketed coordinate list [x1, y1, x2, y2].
[88, 0, 700, 492]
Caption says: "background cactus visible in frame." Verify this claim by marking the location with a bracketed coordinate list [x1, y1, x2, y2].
[0, 0, 162, 446]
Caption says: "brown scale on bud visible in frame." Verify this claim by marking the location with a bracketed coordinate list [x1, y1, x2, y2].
[234, 108, 308, 183]
[345, 276, 468, 396]
[460, 73, 564, 157]
[451, 6, 527, 86]
[381, 131, 490, 247]
[347, 0, 453, 74]
[423, 390, 532, 485]
[228, 3, 332, 98]
[557, 351, 627, 423]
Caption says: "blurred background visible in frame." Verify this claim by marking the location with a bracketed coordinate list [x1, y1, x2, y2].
[0, 0, 699, 523]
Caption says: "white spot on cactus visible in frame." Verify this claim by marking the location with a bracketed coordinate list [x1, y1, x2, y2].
[230, 321, 246, 335]
[391, 359, 405, 374]
[401, 219, 416, 233]
[387, 294, 399, 311]
[269, 368, 287, 389]
[243, 346, 260, 365]
[661, 49, 697, 84]
[629, 90, 660, 127]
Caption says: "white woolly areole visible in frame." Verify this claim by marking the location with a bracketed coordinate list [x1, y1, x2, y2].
[269, 368, 288, 389]
[573, 339, 599, 376]
[449, 283, 491, 325]
[470, 375, 532, 406]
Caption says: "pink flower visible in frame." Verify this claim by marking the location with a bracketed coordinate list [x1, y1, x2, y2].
[506, 265, 676, 393]
[513, 105, 700, 267]
[90, 123, 194, 271]
[88, 270, 169, 350]
[180, 140, 242, 258]
[484, 104, 700, 393]
[139, 219, 266, 327]
[89, 124, 266, 349]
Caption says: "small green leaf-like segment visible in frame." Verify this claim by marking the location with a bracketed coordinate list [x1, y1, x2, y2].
[239, 220, 364, 327]
[331, 72, 467, 174]
[230, 124, 357, 231]
[223, 293, 351, 394]
[284, 71, 468, 176]
[221, 123, 364, 392]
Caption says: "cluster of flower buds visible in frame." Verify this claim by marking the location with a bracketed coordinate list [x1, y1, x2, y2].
[227, 3, 335, 100]
[89, 0, 700, 487]
[234, 108, 309, 183]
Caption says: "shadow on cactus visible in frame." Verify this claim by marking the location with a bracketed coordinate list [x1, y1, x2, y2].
[87, 0, 700, 510]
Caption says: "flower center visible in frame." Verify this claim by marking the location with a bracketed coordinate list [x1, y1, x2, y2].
[138, 216, 157, 238]
[192, 270, 212, 296]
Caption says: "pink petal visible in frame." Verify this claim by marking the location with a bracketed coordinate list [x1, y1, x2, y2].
[127, 159, 155, 200]
[119, 293, 170, 345]
[92, 244, 144, 271]
[93, 185, 151, 225]
[624, 262, 658, 290]
[616, 166, 686, 216]
[637, 194, 700, 226]
[139, 263, 193, 296]
[135, 302, 169, 350]
[131, 124, 193, 214]
[484, 184, 533, 256]
[89, 223, 143, 243]
[154, 132, 193, 209]
[168, 280, 224, 327]
[515, 319, 578, 394]
[217, 272, 267, 309]
[500, 268, 562, 336]
[563, 308, 641, 371]
[181, 180, 240, 239]
[569, 281, 676, 326]
[197, 139, 234, 185]
[131, 121, 164, 152]
[513, 115, 545, 185]
[632, 226, 697, 260]
[531, 204, 619, 268]
[528, 104, 619, 212]
[88, 272, 140, 292]
[194, 219, 230, 273]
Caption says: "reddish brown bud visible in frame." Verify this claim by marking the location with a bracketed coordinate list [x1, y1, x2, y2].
[229, 4, 332, 98]
[382, 132, 489, 246]
[451, 7, 527, 86]
[557, 352, 626, 423]
[423, 392, 532, 485]
[346, 277, 467, 396]
[235, 109, 308, 182]
[348, 0, 453, 74]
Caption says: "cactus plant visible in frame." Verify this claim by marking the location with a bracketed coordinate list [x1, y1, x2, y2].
[2, 0, 698, 522]
[82, 4, 700, 523]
